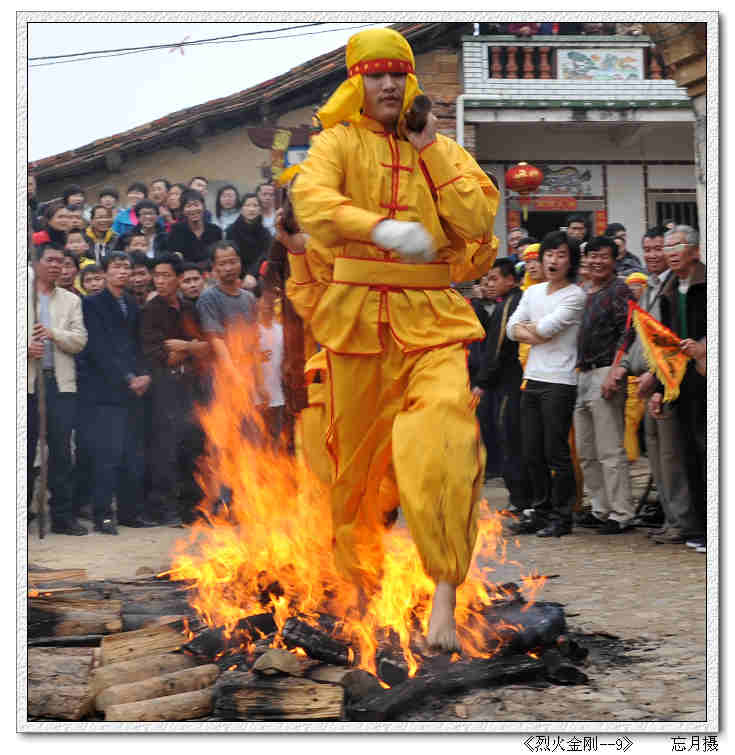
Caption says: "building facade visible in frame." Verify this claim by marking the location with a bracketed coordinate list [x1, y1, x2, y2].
[460, 32, 697, 260]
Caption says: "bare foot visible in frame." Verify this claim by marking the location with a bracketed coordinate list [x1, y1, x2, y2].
[427, 581, 460, 652]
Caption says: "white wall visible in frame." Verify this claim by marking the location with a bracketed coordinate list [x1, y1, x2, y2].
[606, 164, 645, 260]
[647, 164, 697, 190]
[484, 162, 506, 254]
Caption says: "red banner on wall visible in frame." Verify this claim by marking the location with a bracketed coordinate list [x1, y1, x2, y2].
[595, 209, 608, 236]
[534, 196, 578, 211]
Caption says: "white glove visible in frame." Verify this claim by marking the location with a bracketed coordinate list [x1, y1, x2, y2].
[371, 220, 436, 262]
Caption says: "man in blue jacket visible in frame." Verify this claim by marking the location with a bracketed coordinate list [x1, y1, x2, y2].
[78, 251, 155, 534]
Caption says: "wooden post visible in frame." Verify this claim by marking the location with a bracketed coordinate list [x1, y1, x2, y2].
[506, 47, 519, 79]
[522, 46, 535, 78]
[490, 46, 503, 78]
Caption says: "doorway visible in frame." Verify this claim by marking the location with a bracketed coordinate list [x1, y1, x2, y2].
[525, 211, 594, 243]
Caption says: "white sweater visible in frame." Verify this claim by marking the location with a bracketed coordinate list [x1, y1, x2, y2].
[506, 282, 587, 386]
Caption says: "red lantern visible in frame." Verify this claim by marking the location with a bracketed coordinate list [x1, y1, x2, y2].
[505, 162, 544, 221]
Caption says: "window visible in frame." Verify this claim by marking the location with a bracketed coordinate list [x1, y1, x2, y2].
[648, 192, 699, 230]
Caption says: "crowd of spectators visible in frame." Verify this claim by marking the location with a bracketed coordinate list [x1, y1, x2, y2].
[27, 174, 706, 555]
[469, 214, 707, 552]
[27, 173, 284, 535]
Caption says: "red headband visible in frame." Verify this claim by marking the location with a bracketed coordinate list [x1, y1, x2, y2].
[348, 58, 414, 78]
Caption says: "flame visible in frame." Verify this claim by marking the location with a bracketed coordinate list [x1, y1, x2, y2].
[168, 322, 545, 677]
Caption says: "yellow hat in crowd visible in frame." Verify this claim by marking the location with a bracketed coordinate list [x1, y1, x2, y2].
[625, 271, 649, 287]
[521, 243, 541, 261]
[317, 28, 423, 130]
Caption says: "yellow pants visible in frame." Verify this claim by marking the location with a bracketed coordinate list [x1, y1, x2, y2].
[624, 376, 646, 461]
[325, 327, 485, 595]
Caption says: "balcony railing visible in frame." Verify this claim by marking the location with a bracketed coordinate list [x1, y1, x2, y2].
[465, 35, 667, 82]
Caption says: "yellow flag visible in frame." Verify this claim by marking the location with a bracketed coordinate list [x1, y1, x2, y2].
[629, 301, 690, 403]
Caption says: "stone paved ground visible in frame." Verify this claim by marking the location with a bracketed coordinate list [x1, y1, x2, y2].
[26, 459, 709, 725]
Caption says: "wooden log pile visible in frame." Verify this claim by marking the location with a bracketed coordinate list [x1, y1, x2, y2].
[26, 567, 589, 722]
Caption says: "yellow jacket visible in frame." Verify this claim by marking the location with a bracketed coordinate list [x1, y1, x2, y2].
[288, 119, 499, 354]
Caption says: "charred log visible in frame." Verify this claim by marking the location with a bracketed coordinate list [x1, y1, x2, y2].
[282, 617, 353, 667]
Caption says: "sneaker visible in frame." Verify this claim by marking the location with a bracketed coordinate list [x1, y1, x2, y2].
[686, 537, 706, 549]
[118, 517, 157, 528]
[597, 519, 630, 535]
[646, 526, 668, 538]
[94, 519, 118, 535]
[576, 512, 604, 529]
[51, 520, 88, 536]
[696, 544, 706, 553]
[536, 523, 573, 538]
[652, 529, 686, 544]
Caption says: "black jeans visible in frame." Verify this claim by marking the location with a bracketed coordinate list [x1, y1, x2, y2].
[495, 380, 532, 508]
[88, 400, 145, 525]
[27, 373, 76, 526]
[147, 370, 202, 522]
[676, 382, 706, 536]
[520, 379, 577, 525]
[476, 389, 503, 478]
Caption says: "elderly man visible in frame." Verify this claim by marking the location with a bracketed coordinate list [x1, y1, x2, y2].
[610, 228, 696, 544]
[649, 226, 706, 552]
[289, 27, 499, 651]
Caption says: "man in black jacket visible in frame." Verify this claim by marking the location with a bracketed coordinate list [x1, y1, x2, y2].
[78, 252, 155, 533]
[649, 225, 707, 552]
[167, 189, 223, 263]
[474, 259, 531, 512]
[141, 255, 209, 525]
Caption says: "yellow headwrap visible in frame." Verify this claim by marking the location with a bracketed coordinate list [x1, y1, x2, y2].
[521, 243, 541, 261]
[625, 272, 648, 287]
[317, 28, 423, 131]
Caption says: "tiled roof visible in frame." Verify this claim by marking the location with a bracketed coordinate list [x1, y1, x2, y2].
[30, 22, 461, 182]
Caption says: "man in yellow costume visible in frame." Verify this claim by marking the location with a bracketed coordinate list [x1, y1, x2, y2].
[286, 28, 498, 652]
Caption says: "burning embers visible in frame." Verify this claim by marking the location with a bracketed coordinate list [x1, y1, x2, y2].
[167, 323, 555, 684]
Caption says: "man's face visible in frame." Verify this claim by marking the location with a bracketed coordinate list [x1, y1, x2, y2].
[150, 181, 168, 205]
[214, 246, 242, 285]
[256, 184, 274, 210]
[488, 269, 516, 298]
[612, 229, 627, 257]
[138, 206, 159, 231]
[126, 235, 149, 254]
[542, 245, 571, 283]
[59, 257, 78, 288]
[49, 208, 73, 233]
[36, 249, 64, 285]
[130, 264, 152, 293]
[189, 178, 208, 196]
[68, 209, 85, 230]
[525, 258, 544, 282]
[642, 235, 667, 275]
[106, 259, 131, 289]
[183, 199, 204, 225]
[100, 194, 117, 210]
[585, 245, 616, 284]
[628, 282, 646, 301]
[507, 229, 523, 250]
[66, 193, 85, 209]
[567, 221, 586, 241]
[664, 232, 698, 277]
[362, 72, 407, 126]
[83, 272, 105, 294]
[91, 207, 112, 235]
[127, 189, 146, 207]
[153, 263, 178, 298]
[179, 270, 204, 300]
[65, 233, 89, 257]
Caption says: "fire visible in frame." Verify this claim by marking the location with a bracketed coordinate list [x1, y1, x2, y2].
[168, 322, 545, 678]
